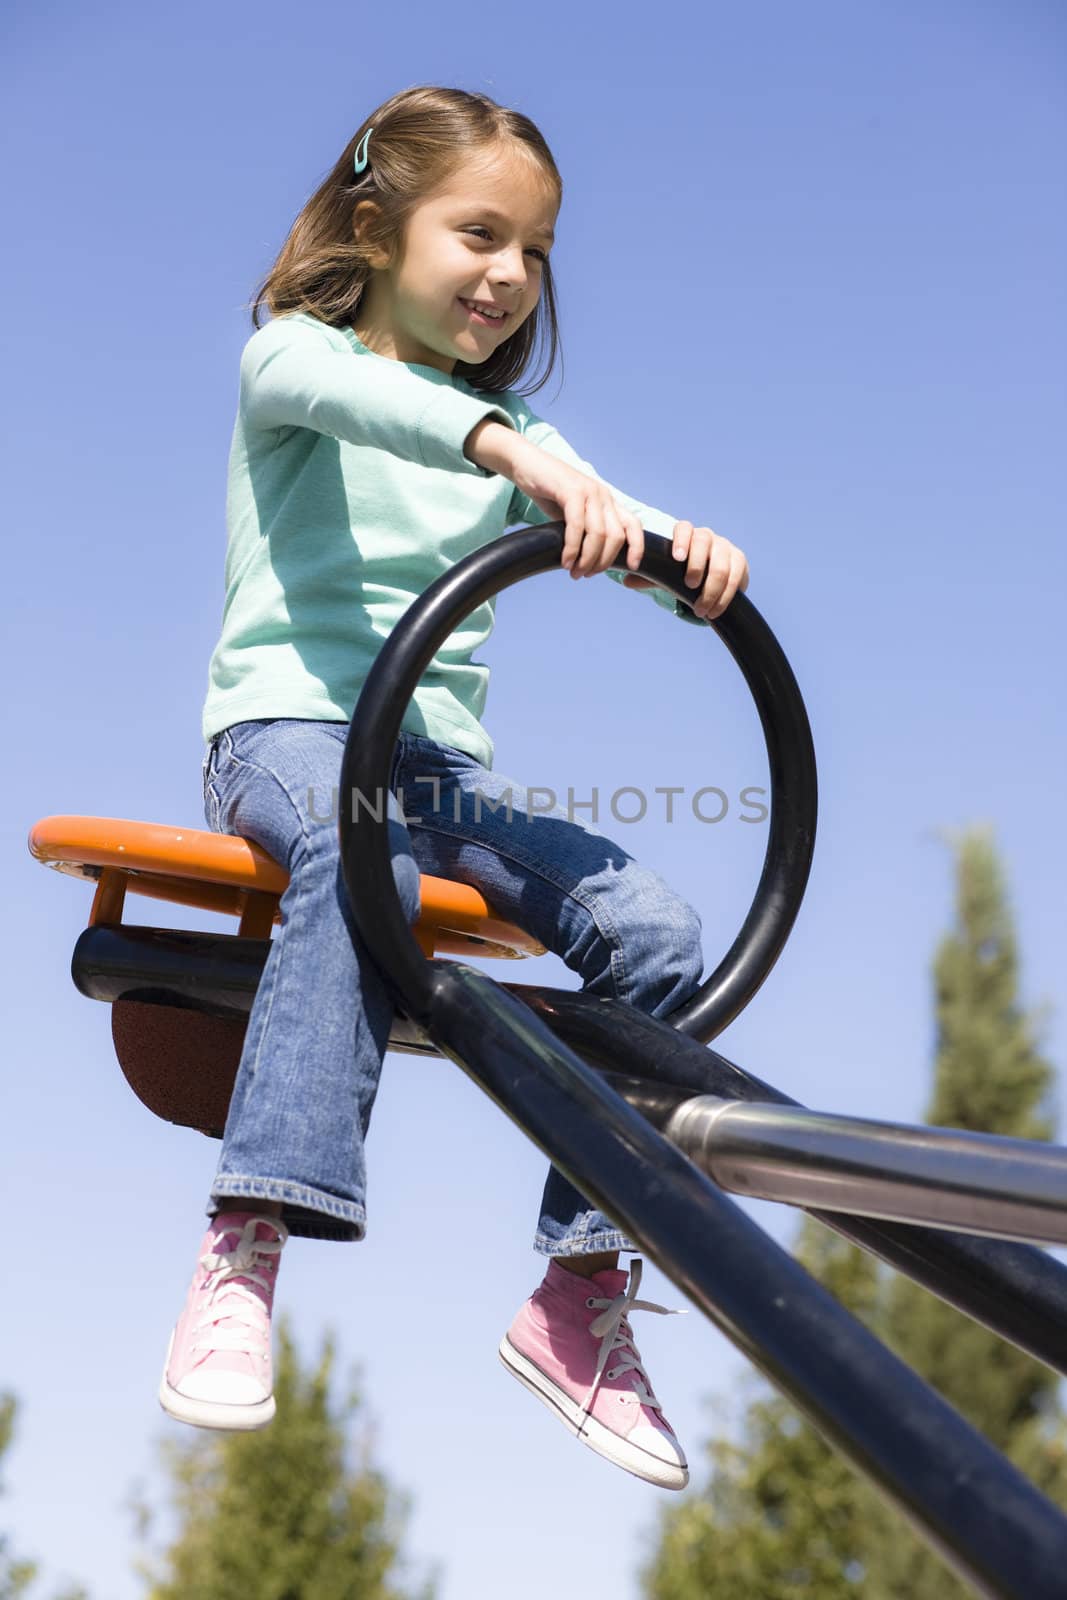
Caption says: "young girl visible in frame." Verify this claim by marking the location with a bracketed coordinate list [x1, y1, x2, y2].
[161, 84, 749, 1493]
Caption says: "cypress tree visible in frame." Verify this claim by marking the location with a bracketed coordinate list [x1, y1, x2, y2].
[0, 1396, 36, 1600]
[138, 1317, 434, 1600]
[642, 1224, 880, 1600]
[862, 827, 1067, 1598]
[642, 826, 1067, 1598]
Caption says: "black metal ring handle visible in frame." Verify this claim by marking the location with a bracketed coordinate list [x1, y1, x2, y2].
[339, 525, 817, 1040]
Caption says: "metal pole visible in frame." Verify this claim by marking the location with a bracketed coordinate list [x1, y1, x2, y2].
[427, 960, 1067, 1600]
[70, 926, 1067, 1374]
[511, 983, 1067, 1374]
[333, 524, 1067, 1594]
[665, 1095, 1067, 1245]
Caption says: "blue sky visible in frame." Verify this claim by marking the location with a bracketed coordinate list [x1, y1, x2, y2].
[5, 1, 1065, 1596]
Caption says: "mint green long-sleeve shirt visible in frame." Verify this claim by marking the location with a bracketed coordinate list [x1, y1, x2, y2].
[202, 311, 687, 767]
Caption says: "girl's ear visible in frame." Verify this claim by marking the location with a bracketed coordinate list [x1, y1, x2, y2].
[353, 200, 391, 269]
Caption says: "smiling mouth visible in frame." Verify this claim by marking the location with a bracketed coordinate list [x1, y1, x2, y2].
[459, 298, 509, 326]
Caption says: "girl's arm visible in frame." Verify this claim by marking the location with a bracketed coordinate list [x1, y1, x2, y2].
[241, 314, 518, 477]
[464, 417, 717, 624]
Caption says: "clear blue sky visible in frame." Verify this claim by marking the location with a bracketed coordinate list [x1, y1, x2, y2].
[5, 2, 1065, 1596]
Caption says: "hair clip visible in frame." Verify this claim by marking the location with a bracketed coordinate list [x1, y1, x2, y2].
[354, 127, 374, 175]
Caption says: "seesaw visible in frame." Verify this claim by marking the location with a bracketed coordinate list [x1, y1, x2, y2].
[29, 526, 1067, 1599]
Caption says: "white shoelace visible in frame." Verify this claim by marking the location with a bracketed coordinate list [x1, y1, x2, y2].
[192, 1217, 284, 1357]
[580, 1258, 684, 1423]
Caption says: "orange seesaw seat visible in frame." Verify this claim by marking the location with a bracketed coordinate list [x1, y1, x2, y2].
[28, 814, 546, 960]
[28, 815, 546, 1138]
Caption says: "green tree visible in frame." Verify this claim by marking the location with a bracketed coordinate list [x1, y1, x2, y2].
[0, 1396, 85, 1600]
[861, 828, 1067, 1598]
[643, 826, 1067, 1599]
[0, 1396, 36, 1600]
[644, 1222, 883, 1600]
[137, 1317, 434, 1600]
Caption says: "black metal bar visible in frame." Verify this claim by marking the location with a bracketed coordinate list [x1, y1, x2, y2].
[73, 925, 1067, 1373]
[339, 525, 817, 1042]
[70, 923, 441, 1055]
[71, 923, 263, 1020]
[664, 1095, 1067, 1245]
[424, 960, 1067, 1600]
[511, 984, 1067, 1376]
[333, 508, 1067, 1589]
[333, 520, 1067, 1587]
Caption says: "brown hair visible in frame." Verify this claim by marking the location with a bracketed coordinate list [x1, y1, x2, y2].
[250, 85, 563, 396]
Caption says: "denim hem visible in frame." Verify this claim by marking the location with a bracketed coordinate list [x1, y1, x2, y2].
[209, 1178, 366, 1243]
[532, 1229, 636, 1257]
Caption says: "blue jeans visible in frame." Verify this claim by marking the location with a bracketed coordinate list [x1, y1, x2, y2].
[202, 718, 705, 1247]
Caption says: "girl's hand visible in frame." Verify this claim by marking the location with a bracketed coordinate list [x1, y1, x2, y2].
[505, 439, 646, 580]
[622, 521, 750, 619]
[462, 424, 749, 615]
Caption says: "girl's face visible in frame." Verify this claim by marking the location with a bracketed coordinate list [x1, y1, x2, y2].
[354, 144, 558, 374]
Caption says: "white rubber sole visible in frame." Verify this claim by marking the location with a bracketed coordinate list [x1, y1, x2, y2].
[158, 1329, 276, 1432]
[498, 1335, 688, 1490]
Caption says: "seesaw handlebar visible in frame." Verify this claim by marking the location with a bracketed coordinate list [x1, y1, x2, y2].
[339, 524, 818, 1036]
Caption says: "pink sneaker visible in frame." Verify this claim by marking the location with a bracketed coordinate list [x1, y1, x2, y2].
[159, 1210, 287, 1430]
[499, 1257, 688, 1490]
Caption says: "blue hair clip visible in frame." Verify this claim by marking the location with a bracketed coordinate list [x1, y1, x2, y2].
[354, 127, 374, 175]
